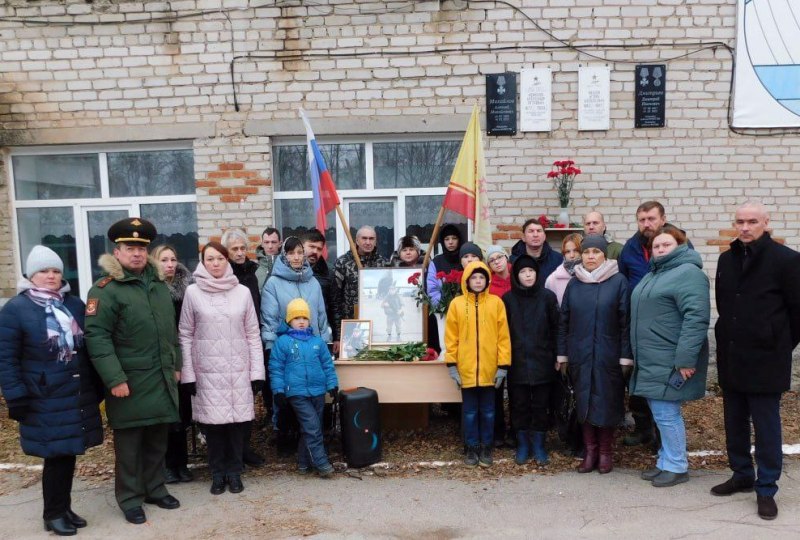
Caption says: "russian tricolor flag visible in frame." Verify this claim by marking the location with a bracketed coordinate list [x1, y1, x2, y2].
[300, 109, 340, 258]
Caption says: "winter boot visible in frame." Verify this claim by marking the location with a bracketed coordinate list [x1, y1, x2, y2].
[578, 423, 598, 473]
[531, 431, 550, 465]
[464, 446, 479, 467]
[515, 430, 531, 465]
[478, 445, 493, 467]
[598, 427, 615, 474]
[623, 412, 654, 446]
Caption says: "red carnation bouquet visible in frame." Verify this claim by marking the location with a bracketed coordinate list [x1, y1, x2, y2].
[547, 160, 581, 208]
[408, 269, 463, 316]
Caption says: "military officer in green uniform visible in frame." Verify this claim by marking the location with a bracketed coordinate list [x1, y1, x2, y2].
[84, 218, 182, 525]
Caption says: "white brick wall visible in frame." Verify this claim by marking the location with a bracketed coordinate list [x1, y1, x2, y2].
[1, 0, 799, 298]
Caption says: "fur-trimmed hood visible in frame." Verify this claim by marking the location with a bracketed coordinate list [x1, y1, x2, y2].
[165, 262, 193, 303]
[98, 253, 165, 281]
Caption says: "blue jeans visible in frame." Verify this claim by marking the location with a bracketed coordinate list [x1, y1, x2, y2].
[289, 395, 331, 471]
[647, 399, 687, 473]
[462, 386, 495, 448]
[722, 390, 782, 497]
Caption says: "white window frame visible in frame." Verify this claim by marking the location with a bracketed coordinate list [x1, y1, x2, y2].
[8, 141, 196, 298]
[272, 134, 464, 257]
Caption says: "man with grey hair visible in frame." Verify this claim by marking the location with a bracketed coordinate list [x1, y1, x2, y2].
[220, 227, 265, 468]
[583, 211, 623, 260]
[713, 201, 800, 520]
[332, 225, 388, 353]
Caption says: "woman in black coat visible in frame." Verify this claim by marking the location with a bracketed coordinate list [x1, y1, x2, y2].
[558, 236, 632, 475]
[502, 255, 560, 466]
[0, 246, 103, 536]
[153, 244, 194, 484]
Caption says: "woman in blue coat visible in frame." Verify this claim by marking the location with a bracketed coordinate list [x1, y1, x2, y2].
[0, 246, 103, 536]
[558, 235, 632, 475]
[630, 225, 710, 488]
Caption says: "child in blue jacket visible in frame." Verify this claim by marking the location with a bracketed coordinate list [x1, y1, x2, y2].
[269, 298, 339, 477]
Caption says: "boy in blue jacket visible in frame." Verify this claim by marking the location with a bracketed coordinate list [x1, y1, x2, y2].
[270, 298, 339, 477]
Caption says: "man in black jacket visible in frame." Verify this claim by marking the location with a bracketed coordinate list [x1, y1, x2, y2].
[713, 202, 800, 520]
[303, 228, 335, 338]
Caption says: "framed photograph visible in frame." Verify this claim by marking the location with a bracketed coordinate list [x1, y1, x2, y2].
[358, 267, 425, 346]
[340, 320, 372, 359]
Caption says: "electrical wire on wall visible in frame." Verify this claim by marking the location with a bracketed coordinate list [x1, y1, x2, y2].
[0, 0, 794, 136]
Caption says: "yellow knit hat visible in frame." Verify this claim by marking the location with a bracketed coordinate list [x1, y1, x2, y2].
[285, 298, 311, 323]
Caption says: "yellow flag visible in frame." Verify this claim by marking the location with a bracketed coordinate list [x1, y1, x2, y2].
[442, 104, 492, 250]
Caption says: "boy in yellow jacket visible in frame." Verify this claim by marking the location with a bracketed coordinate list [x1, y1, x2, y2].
[445, 261, 512, 467]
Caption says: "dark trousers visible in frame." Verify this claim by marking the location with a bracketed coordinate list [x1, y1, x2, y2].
[493, 381, 508, 441]
[722, 389, 783, 497]
[629, 394, 653, 429]
[289, 395, 330, 470]
[462, 386, 495, 448]
[42, 455, 76, 520]
[166, 384, 193, 471]
[510, 383, 551, 432]
[204, 422, 247, 478]
[113, 424, 169, 511]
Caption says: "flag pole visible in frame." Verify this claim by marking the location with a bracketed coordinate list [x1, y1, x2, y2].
[421, 206, 447, 272]
[335, 204, 363, 270]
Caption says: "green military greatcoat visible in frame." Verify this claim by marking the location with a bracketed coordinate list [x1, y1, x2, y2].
[85, 254, 180, 430]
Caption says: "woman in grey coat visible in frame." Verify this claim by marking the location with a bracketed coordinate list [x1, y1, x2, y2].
[630, 225, 710, 487]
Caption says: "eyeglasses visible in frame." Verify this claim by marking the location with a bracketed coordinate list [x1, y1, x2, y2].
[488, 256, 506, 264]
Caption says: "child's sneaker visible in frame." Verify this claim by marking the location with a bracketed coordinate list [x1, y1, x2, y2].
[317, 464, 335, 478]
[479, 446, 493, 467]
[464, 446, 479, 467]
[297, 466, 311, 475]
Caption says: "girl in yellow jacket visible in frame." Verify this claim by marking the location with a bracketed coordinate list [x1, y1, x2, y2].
[445, 261, 512, 467]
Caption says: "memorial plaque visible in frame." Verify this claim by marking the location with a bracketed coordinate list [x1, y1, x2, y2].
[578, 66, 610, 131]
[635, 64, 667, 128]
[520, 68, 552, 132]
[486, 73, 517, 136]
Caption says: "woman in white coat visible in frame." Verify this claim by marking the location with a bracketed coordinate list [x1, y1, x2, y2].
[179, 241, 265, 496]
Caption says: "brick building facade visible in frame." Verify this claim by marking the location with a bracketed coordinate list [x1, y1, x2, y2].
[1, 0, 798, 303]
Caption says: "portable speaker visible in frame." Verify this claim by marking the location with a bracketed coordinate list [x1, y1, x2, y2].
[339, 387, 382, 468]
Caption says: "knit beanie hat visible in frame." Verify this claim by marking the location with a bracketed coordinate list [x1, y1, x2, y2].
[25, 245, 63, 278]
[459, 242, 483, 260]
[581, 235, 608, 256]
[286, 298, 311, 323]
[485, 245, 508, 261]
[514, 255, 539, 277]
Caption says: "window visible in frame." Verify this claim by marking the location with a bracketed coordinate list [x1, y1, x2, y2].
[10, 143, 198, 298]
[273, 138, 467, 262]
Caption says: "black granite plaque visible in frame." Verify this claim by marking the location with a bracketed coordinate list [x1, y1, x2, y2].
[486, 73, 517, 136]
[635, 64, 666, 128]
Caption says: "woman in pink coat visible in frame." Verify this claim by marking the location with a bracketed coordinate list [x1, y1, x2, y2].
[178, 241, 265, 496]
[545, 234, 583, 306]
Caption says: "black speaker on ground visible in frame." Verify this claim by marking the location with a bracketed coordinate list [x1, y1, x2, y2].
[339, 387, 382, 468]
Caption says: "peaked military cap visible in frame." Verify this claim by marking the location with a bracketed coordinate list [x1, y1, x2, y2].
[107, 217, 157, 245]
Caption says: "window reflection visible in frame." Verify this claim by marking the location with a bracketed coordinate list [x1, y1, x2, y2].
[13, 155, 101, 200]
[373, 141, 460, 189]
[108, 150, 194, 197]
[274, 144, 365, 191]
[274, 199, 337, 264]
[17, 207, 79, 293]
[141, 202, 200, 272]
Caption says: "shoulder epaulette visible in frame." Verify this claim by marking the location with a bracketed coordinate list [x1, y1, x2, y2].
[97, 276, 115, 288]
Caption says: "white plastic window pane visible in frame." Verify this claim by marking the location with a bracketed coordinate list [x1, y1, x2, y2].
[12, 154, 101, 201]
[140, 202, 200, 272]
[373, 141, 460, 189]
[17, 207, 79, 293]
[273, 144, 366, 191]
[405, 196, 468, 255]
[107, 150, 194, 197]
[86, 209, 130, 283]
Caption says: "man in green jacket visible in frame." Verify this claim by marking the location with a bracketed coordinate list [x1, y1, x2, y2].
[84, 218, 181, 525]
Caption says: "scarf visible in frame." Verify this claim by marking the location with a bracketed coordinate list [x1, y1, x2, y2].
[574, 259, 620, 284]
[563, 258, 580, 276]
[24, 286, 83, 363]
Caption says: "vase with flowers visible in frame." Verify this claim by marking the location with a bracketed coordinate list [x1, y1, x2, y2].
[547, 160, 581, 225]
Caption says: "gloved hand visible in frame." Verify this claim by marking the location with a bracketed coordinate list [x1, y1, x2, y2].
[251, 380, 264, 395]
[183, 382, 197, 396]
[494, 368, 507, 389]
[7, 400, 29, 422]
[328, 387, 339, 400]
[558, 362, 568, 377]
[448, 365, 462, 388]
[274, 393, 287, 409]
[621, 365, 633, 382]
